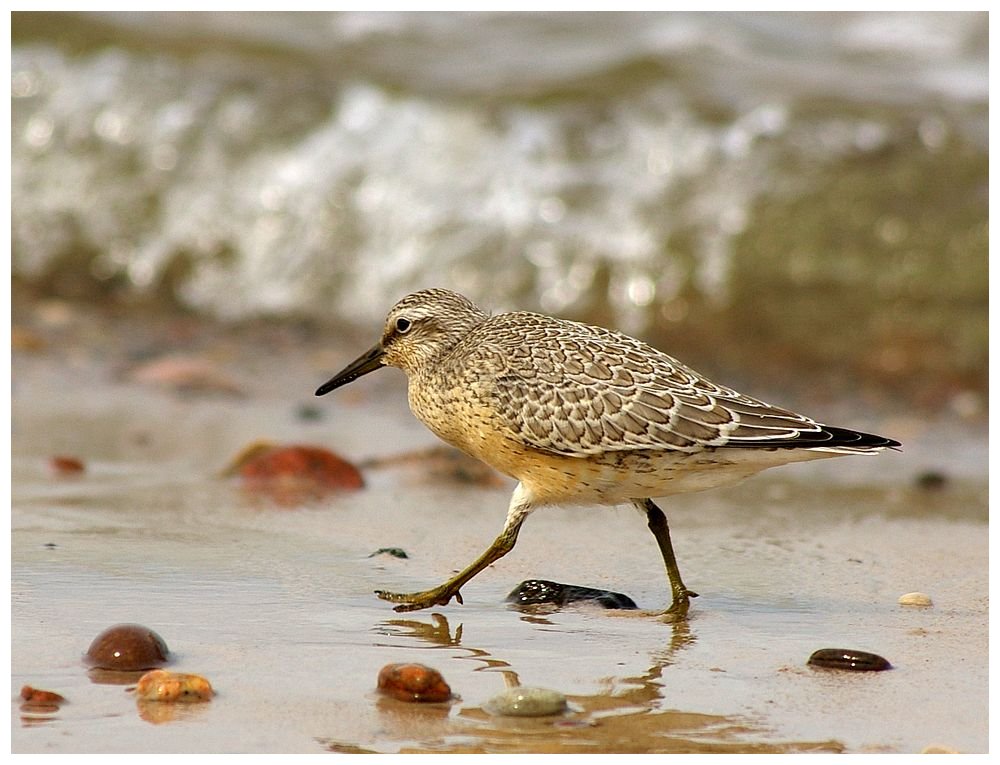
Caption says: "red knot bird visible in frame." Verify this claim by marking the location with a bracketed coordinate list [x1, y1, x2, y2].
[316, 288, 899, 615]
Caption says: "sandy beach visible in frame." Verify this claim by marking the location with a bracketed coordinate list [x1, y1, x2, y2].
[11, 294, 987, 753]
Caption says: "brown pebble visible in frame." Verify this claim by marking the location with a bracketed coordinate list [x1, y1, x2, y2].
[50, 455, 85, 475]
[20, 685, 66, 706]
[84, 624, 170, 671]
[377, 663, 452, 703]
[807, 648, 891, 672]
[229, 442, 364, 505]
[134, 670, 214, 702]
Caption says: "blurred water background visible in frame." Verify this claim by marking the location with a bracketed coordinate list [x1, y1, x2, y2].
[11, 11, 988, 413]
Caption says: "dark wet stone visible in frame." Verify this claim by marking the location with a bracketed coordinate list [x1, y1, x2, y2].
[506, 579, 638, 610]
[84, 623, 170, 671]
[295, 403, 324, 421]
[915, 470, 948, 491]
[368, 547, 409, 559]
[807, 648, 892, 672]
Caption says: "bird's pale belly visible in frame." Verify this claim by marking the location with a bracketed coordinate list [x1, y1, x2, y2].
[408, 378, 840, 505]
[481, 441, 832, 505]
[411, 395, 826, 505]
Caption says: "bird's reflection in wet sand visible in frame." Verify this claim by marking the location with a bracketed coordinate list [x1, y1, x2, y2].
[368, 611, 840, 753]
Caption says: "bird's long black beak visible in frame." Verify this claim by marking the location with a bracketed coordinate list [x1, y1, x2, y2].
[315, 344, 386, 396]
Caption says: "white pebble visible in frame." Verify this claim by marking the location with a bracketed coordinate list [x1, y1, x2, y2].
[898, 592, 933, 607]
[484, 686, 567, 717]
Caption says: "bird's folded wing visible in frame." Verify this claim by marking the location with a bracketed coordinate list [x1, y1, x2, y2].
[487, 320, 859, 457]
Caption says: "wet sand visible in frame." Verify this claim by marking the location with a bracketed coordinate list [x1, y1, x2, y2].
[11, 296, 988, 753]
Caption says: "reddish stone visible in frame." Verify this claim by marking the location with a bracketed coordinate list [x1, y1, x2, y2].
[236, 444, 364, 504]
[377, 663, 452, 703]
[20, 686, 66, 706]
[50, 456, 85, 475]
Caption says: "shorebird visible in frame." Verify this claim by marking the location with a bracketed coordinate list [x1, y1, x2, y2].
[316, 288, 899, 615]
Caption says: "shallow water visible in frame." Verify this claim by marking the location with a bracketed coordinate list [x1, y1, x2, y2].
[10, 302, 988, 753]
[10, 11, 988, 401]
[11, 456, 989, 753]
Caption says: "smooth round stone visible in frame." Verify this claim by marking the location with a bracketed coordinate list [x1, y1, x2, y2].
[807, 648, 892, 672]
[377, 663, 452, 703]
[84, 624, 170, 671]
[484, 686, 567, 717]
[898, 591, 933, 607]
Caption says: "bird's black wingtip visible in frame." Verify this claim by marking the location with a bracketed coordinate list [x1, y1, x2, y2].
[826, 427, 901, 450]
[725, 425, 901, 451]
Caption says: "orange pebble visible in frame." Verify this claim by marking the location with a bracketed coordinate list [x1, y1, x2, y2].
[134, 670, 214, 702]
[20, 685, 66, 706]
[230, 443, 364, 505]
[377, 663, 452, 703]
[239, 445, 363, 489]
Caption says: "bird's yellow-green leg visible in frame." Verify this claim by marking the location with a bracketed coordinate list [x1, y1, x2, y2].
[376, 484, 533, 613]
[636, 498, 698, 617]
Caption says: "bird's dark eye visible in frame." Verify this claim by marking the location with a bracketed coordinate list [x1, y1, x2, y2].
[395, 317, 412, 334]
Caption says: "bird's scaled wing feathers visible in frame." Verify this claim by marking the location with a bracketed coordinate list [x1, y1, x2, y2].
[486, 316, 883, 456]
